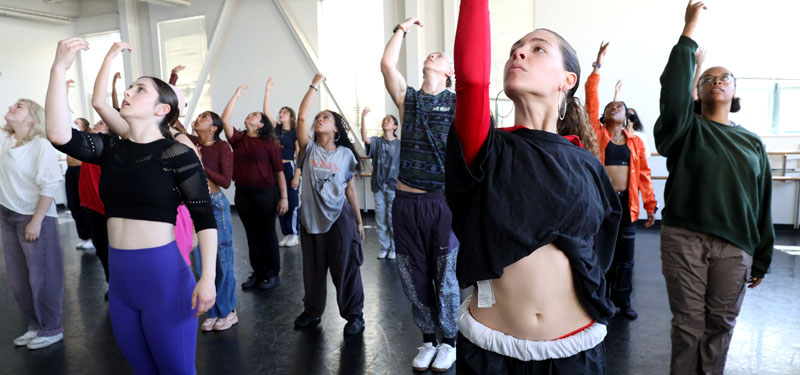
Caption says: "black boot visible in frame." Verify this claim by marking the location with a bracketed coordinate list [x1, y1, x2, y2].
[241, 274, 259, 290]
[343, 315, 365, 336]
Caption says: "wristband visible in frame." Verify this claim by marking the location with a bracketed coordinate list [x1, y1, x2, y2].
[393, 24, 407, 37]
[309, 84, 319, 92]
[592, 62, 602, 69]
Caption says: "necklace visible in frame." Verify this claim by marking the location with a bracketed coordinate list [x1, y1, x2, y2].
[611, 133, 625, 144]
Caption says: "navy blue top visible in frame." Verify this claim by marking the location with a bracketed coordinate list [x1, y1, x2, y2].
[276, 128, 297, 161]
[399, 87, 456, 192]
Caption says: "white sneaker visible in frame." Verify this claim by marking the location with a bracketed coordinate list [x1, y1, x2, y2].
[279, 236, 289, 247]
[285, 235, 299, 247]
[81, 240, 95, 250]
[387, 250, 396, 260]
[412, 342, 438, 371]
[377, 249, 388, 259]
[13, 330, 37, 346]
[26, 333, 63, 350]
[431, 343, 456, 372]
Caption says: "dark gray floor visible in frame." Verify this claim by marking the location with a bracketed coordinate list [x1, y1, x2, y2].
[1, 210, 799, 374]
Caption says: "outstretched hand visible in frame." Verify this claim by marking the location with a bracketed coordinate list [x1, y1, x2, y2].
[266, 77, 274, 91]
[399, 17, 424, 32]
[171, 64, 186, 75]
[683, 0, 707, 37]
[615, 80, 623, 93]
[695, 47, 707, 65]
[596, 41, 610, 64]
[312, 73, 326, 87]
[52, 38, 89, 71]
[106, 42, 131, 60]
[362, 107, 371, 117]
[113, 72, 121, 80]
[234, 85, 248, 99]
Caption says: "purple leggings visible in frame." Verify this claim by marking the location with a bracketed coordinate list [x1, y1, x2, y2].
[109, 242, 198, 375]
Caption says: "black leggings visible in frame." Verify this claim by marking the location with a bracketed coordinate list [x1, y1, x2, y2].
[606, 190, 636, 308]
[87, 209, 109, 282]
[235, 185, 280, 281]
[65, 166, 91, 240]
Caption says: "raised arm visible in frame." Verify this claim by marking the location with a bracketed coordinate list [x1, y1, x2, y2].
[297, 74, 325, 151]
[46, 38, 89, 146]
[691, 47, 706, 101]
[93, 42, 132, 138]
[169, 64, 184, 85]
[653, 0, 705, 157]
[360, 107, 371, 146]
[262, 77, 278, 126]
[613, 80, 622, 102]
[111, 72, 121, 110]
[381, 17, 421, 112]
[454, 0, 491, 167]
[221, 85, 246, 141]
[585, 41, 609, 134]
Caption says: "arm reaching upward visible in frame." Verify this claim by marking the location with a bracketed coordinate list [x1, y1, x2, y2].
[691, 47, 706, 101]
[453, 0, 491, 167]
[46, 38, 89, 146]
[93, 42, 131, 138]
[262, 77, 278, 126]
[360, 107, 371, 146]
[111, 72, 121, 110]
[221, 85, 247, 141]
[297, 74, 326, 152]
[381, 17, 422, 115]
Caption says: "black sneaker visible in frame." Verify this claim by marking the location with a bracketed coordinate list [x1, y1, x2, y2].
[620, 306, 638, 320]
[241, 274, 259, 290]
[258, 276, 280, 290]
[343, 315, 365, 336]
[294, 311, 321, 329]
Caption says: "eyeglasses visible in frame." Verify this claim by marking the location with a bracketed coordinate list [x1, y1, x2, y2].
[699, 74, 735, 86]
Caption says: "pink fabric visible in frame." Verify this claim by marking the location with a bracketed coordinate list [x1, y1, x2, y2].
[174, 205, 194, 265]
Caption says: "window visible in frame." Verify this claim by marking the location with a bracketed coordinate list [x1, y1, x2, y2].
[734, 79, 800, 135]
[488, 0, 535, 127]
[318, 0, 386, 141]
[80, 31, 124, 125]
[157, 16, 211, 123]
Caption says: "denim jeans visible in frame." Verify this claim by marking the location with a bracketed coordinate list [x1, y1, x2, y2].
[373, 185, 396, 253]
[193, 192, 236, 318]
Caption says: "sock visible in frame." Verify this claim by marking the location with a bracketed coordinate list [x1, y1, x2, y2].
[441, 336, 456, 347]
[423, 333, 438, 346]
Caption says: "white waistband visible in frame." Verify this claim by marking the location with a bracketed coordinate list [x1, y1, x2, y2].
[458, 296, 606, 361]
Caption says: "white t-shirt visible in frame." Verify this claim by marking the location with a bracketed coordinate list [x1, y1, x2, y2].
[0, 130, 62, 217]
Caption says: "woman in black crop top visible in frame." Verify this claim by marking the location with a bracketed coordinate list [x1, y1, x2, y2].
[45, 38, 217, 375]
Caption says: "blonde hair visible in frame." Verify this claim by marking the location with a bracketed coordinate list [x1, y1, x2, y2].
[4, 99, 46, 145]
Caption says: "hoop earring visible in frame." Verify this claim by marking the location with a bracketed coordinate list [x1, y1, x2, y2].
[334, 131, 341, 142]
[558, 90, 567, 121]
[495, 90, 514, 119]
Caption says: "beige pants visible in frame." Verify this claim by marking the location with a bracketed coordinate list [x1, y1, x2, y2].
[661, 225, 752, 375]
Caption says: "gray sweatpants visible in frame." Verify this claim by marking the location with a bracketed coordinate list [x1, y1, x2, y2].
[0, 206, 64, 336]
[660, 225, 752, 375]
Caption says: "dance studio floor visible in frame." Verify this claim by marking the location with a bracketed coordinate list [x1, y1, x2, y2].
[0, 209, 798, 374]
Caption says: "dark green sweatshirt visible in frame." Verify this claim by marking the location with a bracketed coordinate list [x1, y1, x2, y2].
[654, 36, 774, 278]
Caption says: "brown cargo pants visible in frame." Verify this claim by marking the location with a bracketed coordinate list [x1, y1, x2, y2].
[660, 225, 752, 375]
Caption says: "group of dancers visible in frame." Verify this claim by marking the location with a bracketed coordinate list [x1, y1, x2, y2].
[0, 0, 774, 373]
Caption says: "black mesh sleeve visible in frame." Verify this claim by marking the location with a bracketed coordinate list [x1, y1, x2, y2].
[53, 128, 117, 164]
[161, 142, 217, 231]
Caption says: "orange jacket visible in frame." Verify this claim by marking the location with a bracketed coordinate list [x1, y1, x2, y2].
[585, 73, 657, 222]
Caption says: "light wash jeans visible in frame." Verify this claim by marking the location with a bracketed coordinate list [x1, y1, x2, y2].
[374, 185, 396, 253]
[193, 192, 236, 318]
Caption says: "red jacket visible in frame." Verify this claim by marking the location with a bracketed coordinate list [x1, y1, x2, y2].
[585, 73, 656, 222]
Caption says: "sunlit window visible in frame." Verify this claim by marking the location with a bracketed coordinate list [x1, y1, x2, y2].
[157, 16, 212, 124]
[734, 79, 800, 135]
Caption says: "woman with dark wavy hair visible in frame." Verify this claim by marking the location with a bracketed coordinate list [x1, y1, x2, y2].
[222, 85, 288, 292]
[654, 2, 773, 373]
[46, 37, 217, 374]
[446, 0, 621, 372]
[292, 73, 366, 337]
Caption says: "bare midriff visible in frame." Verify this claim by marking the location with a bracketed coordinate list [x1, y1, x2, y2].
[605, 165, 629, 192]
[397, 180, 428, 194]
[107, 218, 177, 250]
[66, 155, 81, 167]
[469, 243, 593, 341]
[207, 179, 220, 194]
